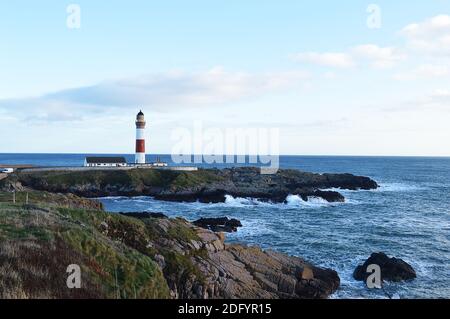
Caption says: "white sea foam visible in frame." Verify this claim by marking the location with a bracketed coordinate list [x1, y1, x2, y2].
[219, 195, 274, 207]
[323, 182, 424, 194]
[98, 196, 127, 200]
[101, 194, 350, 210]
[228, 219, 276, 238]
[224, 195, 259, 206]
[377, 183, 424, 192]
[285, 194, 329, 207]
[221, 194, 340, 209]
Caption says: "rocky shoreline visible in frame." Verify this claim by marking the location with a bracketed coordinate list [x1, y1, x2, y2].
[0, 167, 385, 299]
[118, 212, 341, 299]
[0, 190, 340, 299]
[5, 167, 378, 204]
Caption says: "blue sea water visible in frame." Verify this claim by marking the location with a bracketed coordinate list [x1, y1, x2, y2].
[1, 154, 449, 299]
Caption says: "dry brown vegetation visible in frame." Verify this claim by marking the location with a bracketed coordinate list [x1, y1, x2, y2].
[0, 197, 170, 299]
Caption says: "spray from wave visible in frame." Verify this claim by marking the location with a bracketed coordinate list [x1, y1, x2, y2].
[222, 194, 340, 208]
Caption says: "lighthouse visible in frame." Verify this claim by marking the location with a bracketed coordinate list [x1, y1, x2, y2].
[135, 110, 146, 164]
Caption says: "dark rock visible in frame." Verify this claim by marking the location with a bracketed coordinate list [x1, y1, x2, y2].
[301, 190, 345, 203]
[294, 265, 340, 299]
[322, 173, 378, 190]
[154, 190, 227, 204]
[353, 252, 416, 283]
[198, 190, 227, 204]
[120, 212, 168, 219]
[193, 217, 243, 233]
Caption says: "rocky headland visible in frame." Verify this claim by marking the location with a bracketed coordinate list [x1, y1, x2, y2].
[4, 167, 378, 203]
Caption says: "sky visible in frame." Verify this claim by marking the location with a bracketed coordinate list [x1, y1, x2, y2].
[1, 0, 450, 156]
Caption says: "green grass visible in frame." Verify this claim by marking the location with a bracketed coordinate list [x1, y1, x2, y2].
[0, 191, 61, 204]
[170, 169, 224, 188]
[0, 224, 53, 241]
[0, 198, 171, 299]
[15, 168, 225, 193]
[0, 188, 213, 299]
[0, 191, 103, 210]
[167, 218, 200, 242]
[161, 250, 206, 286]
[60, 227, 169, 299]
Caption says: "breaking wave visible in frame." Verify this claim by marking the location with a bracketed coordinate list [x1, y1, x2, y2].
[222, 194, 339, 208]
[285, 194, 330, 207]
[101, 194, 350, 210]
[223, 195, 266, 207]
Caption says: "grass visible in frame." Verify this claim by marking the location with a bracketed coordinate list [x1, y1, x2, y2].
[0, 224, 52, 241]
[0, 190, 210, 299]
[0, 196, 171, 299]
[166, 218, 201, 242]
[0, 238, 105, 299]
[14, 168, 225, 193]
[0, 191, 103, 210]
[60, 227, 169, 299]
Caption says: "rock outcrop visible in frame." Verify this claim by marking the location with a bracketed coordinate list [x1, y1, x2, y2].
[0, 177, 24, 192]
[120, 213, 340, 299]
[353, 252, 416, 283]
[11, 167, 378, 204]
[193, 217, 242, 233]
[120, 212, 168, 219]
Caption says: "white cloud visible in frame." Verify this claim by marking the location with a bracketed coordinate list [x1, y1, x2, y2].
[0, 68, 310, 123]
[429, 89, 450, 102]
[292, 14, 450, 72]
[388, 89, 450, 112]
[401, 14, 450, 54]
[416, 89, 450, 111]
[291, 52, 355, 68]
[323, 71, 337, 79]
[393, 64, 450, 80]
[351, 45, 406, 69]
[292, 45, 404, 69]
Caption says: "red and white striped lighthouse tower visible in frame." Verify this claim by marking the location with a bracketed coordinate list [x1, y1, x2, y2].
[135, 110, 146, 164]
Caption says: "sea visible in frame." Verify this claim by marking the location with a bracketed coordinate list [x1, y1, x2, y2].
[1, 153, 449, 299]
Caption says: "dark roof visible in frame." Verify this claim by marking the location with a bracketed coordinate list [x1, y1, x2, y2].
[137, 110, 144, 116]
[85, 157, 127, 164]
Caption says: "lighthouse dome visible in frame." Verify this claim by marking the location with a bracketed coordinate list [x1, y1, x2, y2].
[136, 110, 145, 121]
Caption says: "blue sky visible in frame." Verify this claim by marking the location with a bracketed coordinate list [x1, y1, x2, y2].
[1, 1, 450, 155]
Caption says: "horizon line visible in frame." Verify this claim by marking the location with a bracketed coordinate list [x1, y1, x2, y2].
[1, 152, 449, 159]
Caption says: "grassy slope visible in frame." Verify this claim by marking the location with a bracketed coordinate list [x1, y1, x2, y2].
[0, 190, 103, 210]
[0, 198, 170, 299]
[16, 169, 224, 191]
[0, 189, 213, 299]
